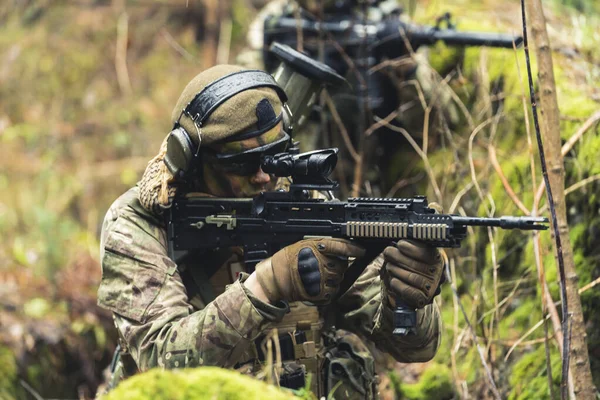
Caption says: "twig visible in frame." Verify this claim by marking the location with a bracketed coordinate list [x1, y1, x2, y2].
[448, 261, 502, 400]
[561, 110, 600, 156]
[448, 182, 474, 214]
[365, 110, 398, 137]
[115, 11, 132, 96]
[484, 194, 499, 356]
[504, 314, 551, 361]
[448, 256, 463, 396]
[534, 110, 600, 215]
[422, 73, 454, 155]
[539, 174, 600, 214]
[578, 276, 600, 294]
[322, 89, 359, 162]
[369, 57, 416, 74]
[385, 172, 425, 198]
[421, 62, 476, 132]
[467, 117, 495, 204]
[217, 17, 232, 64]
[294, 6, 304, 52]
[374, 117, 443, 204]
[20, 380, 44, 400]
[478, 269, 529, 323]
[488, 144, 530, 214]
[160, 28, 196, 62]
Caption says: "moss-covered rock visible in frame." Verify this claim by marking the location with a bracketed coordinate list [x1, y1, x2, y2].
[104, 367, 299, 400]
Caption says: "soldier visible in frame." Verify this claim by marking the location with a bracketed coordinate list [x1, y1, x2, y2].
[97, 65, 444, 398]
[237, 0, 461, 197]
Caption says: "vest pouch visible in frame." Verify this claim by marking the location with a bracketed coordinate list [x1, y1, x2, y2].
[323, 331, 376, 400]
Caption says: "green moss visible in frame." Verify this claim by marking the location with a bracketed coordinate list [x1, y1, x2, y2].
[427, 43, 463, 77]
[575, 132, 600, 175]
[105, 367, 298, 400]
[508, 345, 561, 400]
[499, 299, 541, 337]
[396, 363, 454, 400]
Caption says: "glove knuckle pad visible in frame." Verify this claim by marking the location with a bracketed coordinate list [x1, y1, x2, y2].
[298, 247, 321, 297]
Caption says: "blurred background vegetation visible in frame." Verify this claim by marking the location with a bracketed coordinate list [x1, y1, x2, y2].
[0, 0, 598, 399]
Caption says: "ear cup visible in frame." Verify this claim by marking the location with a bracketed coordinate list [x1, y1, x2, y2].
[164, 127, 197, 178]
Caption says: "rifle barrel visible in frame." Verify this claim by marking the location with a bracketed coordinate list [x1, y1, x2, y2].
[436, 29, 523, 48]
[451, 215, 548, 230]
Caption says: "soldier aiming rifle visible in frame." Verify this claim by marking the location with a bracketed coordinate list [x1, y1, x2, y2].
[98, 44, 545, 399]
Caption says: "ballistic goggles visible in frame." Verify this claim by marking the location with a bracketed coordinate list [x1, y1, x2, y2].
[201, 132, 291, 176]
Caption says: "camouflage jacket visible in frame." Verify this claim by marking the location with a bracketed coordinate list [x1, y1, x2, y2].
[98, 186, 442, 395]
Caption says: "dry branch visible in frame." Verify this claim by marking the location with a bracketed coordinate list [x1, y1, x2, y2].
[116, 11, 132, 96]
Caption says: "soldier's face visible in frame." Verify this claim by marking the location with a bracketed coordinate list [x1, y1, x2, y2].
[201, 123, 284, 198]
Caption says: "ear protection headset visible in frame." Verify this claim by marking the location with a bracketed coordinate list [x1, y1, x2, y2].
[164, 70, 294, 180]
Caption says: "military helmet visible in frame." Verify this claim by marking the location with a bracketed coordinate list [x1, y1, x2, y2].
[164, 65, 290, 179]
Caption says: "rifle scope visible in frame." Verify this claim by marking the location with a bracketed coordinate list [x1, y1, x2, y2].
[261, 148, 338, 182]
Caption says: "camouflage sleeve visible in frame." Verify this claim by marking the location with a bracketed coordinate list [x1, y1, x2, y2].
[98, 190, 285, 372]
[335, 254, 442, 363]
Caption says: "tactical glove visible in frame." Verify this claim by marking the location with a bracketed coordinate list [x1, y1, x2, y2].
[382, 240, 445, 309]
[256, 238, 365, 304]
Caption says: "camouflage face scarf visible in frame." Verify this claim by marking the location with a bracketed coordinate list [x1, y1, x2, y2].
[138, 135, 178, 215]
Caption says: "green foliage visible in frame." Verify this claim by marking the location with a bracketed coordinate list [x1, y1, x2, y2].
[508, 345, 561, 400]
[104, 367, 298, 400]
[23, 297, 51, 319]
[0, 346, 24, 400]
[412, 0, 600, 395]
[390, 363, 454, 400]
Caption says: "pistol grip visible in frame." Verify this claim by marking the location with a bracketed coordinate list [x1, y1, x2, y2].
[393, 295, 417, 336]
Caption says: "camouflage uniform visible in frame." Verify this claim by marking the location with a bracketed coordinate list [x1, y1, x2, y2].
[98, 186, 441, 397]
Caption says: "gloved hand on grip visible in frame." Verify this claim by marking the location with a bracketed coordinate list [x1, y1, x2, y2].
[256, 238, 365, 304]
[381, 240, 445, 309]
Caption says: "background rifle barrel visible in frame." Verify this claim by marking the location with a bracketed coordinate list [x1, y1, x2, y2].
[412, 28, 524, 48]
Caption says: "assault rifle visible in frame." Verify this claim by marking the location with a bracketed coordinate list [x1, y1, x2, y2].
[263, 11, 523, 74]
[168, 148, 547, 336]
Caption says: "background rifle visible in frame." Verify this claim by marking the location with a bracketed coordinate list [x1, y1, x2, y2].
[263, 12, 523, 73]
[168, 148, 547, 336]
[263, 9, 523, 197]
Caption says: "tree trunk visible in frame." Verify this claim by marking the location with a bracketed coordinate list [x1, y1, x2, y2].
[525, 1, 597, 398]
